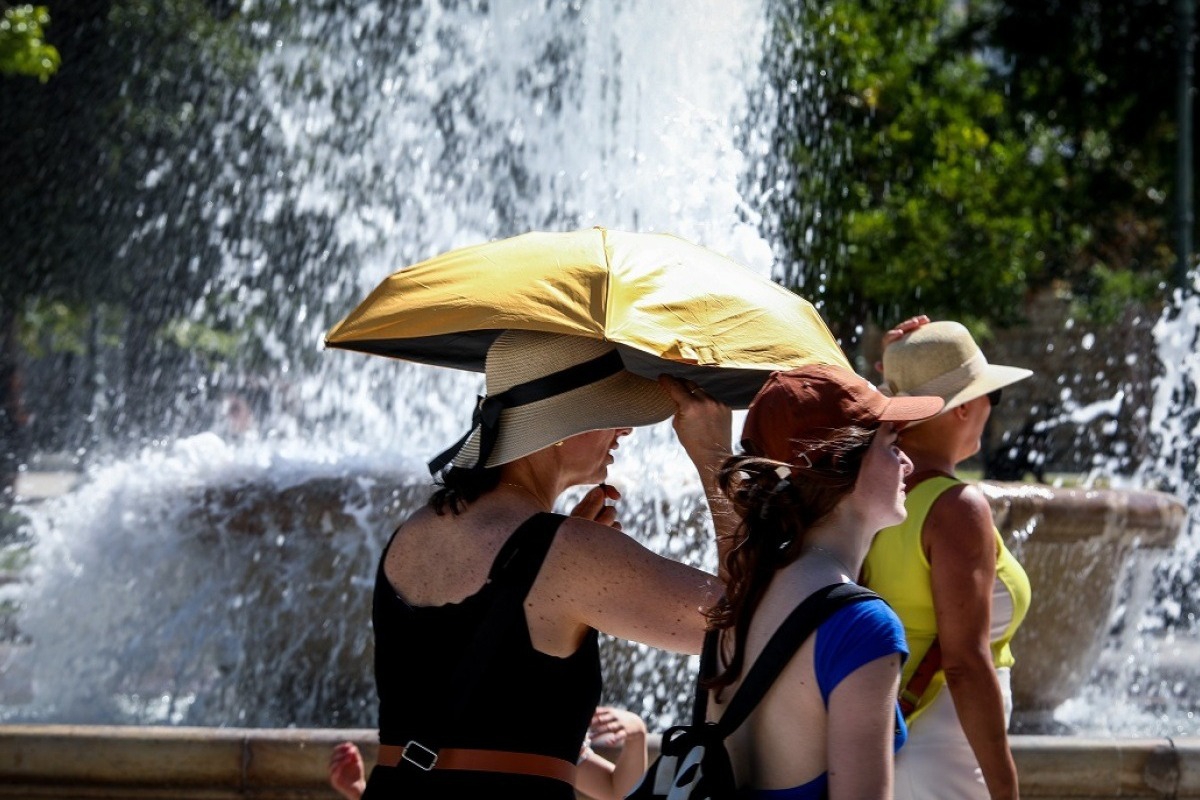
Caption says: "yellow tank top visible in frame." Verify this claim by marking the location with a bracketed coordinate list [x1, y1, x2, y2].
[861, 475, 1031, 723]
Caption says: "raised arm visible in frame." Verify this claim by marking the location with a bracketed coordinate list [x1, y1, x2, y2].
[659, 376, 735, 579]
[544, 515, 722, 655]
[926, 484, 1020, 800]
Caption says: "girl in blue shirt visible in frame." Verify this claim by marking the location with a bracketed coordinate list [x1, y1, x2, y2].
[705, 365, 943, 800]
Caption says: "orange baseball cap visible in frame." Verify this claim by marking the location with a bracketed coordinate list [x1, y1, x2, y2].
[742, 365, 944, 465]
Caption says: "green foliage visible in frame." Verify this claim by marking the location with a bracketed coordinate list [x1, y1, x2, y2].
[757, 0, 1191, 348]
[1072, 263, 1166, 325]
[0, 0, 263, 317]
[985, 0, 1187, 311]
[17, 299, 124, 357]
[0, 0, 285, 445]
[159, 318, 242, 363]
[759, 0, 1068, 344]
[18, 299, 88, 357]
[105, 0, 265, 143]
[0, 4, 60, 81]
[1, 1, 276, 320]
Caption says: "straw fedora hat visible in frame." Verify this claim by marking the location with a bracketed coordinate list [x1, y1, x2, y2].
[429, 330, 676, 472]
[881, 321, 1032, 414]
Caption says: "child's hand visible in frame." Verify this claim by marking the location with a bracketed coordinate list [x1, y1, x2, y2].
[588, 706, 647, 749]
[329, 741, 366, 800]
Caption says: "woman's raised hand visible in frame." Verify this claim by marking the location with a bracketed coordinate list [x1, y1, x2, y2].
[569, 483, 623, 530]
[876, 314, 931, 376]
[658, 375, 732, 468]
[659, 375, 736, 550]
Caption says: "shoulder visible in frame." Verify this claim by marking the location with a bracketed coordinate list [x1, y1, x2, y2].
[924, 481, 995, 542]
[820, 596, 907, 655]
[814, 596, 908, 701]
[396, 503, 440, 531]
[926, 480, 992, 518]
[551, 514, 647, 556]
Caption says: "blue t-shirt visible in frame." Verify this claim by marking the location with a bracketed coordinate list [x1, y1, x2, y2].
[742, 597, 908, 800]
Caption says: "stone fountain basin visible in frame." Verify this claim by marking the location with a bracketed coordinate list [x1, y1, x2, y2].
[1, 472, 1185, 732]
[1, 726, 1199, 798]
[153, 476, 1195, 729]
[980, 482, 1187, 729]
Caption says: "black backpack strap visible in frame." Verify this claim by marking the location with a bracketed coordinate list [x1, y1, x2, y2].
[691, 628, 721, 725]
[407, 512, 566, 757]
[712, 583, 881, 737]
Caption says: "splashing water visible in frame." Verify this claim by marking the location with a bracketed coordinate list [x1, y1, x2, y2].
[1045, 283, 1200, 737]
[4, 0, 1199, 739]
[2, 0, 766, 729]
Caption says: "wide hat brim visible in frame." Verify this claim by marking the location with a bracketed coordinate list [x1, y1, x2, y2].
[452, 369, 675, 468]
[937, 363, 1033, 414]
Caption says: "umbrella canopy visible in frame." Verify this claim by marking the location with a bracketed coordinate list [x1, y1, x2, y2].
[325, 227, 850, 407]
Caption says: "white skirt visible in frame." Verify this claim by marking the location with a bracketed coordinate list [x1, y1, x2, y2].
[893, 668, 1012, 800]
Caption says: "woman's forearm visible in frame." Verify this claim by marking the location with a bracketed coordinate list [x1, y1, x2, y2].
[610, 729, 649, 798]
[943, 659, 1019, 800]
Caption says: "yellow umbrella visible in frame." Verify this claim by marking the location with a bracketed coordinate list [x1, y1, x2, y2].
[325, 227, 850, 407]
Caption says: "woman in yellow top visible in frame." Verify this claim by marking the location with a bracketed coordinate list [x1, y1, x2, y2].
[862, 318, 1033, 800]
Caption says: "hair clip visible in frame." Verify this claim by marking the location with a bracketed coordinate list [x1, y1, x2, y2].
[771, 464, 792, 495]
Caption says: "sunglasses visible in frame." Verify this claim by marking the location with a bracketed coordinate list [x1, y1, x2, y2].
[987, 389, 1003, 407]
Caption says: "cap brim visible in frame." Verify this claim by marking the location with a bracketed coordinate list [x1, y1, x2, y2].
[878, 394, 946, 422]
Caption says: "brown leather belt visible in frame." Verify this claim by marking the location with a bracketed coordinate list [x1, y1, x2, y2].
[376, 742, 577, 785]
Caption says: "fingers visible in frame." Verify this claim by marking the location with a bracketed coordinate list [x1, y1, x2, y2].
[568, 484, 622, 529]
[658, 374, 719, 406]
[591, 707, 616, 727]
[328, 743, 366, 800]
[879, 317, 931, 375]
[329, 742, 362, 769]
[588, 707, 645, 748]
[661, 376, 732, 465]
[883, 314, 930, 343]
[593, 503, 620, 529]
[569, 484, 608, 520]
[658, 376, 727, 426]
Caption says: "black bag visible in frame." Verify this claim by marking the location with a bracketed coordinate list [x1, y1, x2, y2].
[626, 583, 879, 800]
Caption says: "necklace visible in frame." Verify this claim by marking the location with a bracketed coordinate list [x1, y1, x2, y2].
[802, 545, 857, 579]
[499, 481, 551, 509]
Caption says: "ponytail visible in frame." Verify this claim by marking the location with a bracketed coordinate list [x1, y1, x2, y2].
[703, 426, 876, 696]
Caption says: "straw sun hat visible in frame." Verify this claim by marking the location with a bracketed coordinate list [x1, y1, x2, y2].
[428, 330, 676, 472]
[881, 321, 1032, 414]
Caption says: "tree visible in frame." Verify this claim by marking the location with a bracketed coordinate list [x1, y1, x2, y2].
[751, 0, 1194, 354]
[0, 2, 58, 505]
[0, 4, 59, 81]
[982, 0, 1193, 313]
[1, 0, 274, 489]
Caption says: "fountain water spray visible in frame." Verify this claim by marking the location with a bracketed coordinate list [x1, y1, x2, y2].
[2, 0, 766, 730]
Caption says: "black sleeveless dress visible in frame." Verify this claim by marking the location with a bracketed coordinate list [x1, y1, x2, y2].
[363, 512, 602, 799]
